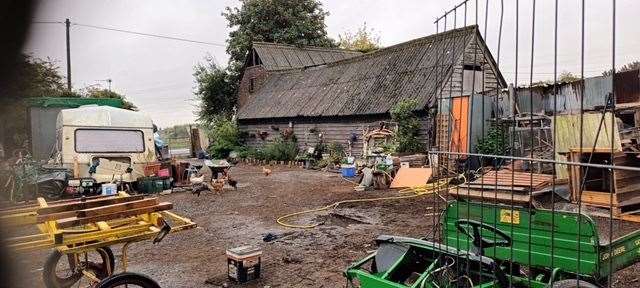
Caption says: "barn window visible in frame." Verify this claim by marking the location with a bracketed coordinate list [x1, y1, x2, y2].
[249, 78, 255, 93]
[462, 64, 484, 94]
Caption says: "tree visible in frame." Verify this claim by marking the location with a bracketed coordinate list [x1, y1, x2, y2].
[193, 56, 237, 124]
[338, 23, 381, 53]
[195, 0, 336, 124]
[558, 71, 580, 82]
[390, 99, 423, 154]
[84, 87, 137, 110]
[603, 60, 640, 76]
[223, 0, 335, 65]
[0, 54, 79, 151]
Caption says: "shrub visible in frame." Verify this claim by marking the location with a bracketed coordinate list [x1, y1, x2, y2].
[475, 122, 509, 156]
[390, 99, 423, 154]
[262, 138, 299, 161]
[206, 116, 240, 158]
[326, 142, 346, 164]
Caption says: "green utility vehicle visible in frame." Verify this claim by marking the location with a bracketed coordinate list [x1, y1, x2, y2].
[345, 201, 640, 288]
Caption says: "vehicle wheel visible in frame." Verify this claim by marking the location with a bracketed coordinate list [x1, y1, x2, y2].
[552, 279, 600, 288]
[95, 272, 161, 288]
[43, 247, 115, 288]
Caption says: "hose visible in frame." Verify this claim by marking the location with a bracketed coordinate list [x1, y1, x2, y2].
[276, 177, 456, 229]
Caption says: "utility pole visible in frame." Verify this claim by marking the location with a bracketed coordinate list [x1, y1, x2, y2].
[65, 18, 72, 91]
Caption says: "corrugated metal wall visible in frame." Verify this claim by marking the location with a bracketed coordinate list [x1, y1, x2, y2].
[30, 107, 63, 160]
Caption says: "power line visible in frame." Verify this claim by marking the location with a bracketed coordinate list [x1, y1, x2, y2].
[31, 20, 226, 47]
[72, 22, 226, 47]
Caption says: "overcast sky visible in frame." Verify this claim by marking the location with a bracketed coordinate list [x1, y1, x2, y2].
[25, 0, 639, 127]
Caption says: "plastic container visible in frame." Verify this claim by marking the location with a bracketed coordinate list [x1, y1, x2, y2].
[341, 165, 356, 177]
[101, 183, 118, 195]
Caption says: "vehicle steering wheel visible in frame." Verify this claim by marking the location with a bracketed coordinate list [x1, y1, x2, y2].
[454, 219, 512, 256]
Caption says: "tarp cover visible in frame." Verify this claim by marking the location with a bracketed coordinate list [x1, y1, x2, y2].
[26, 97, 123, 108]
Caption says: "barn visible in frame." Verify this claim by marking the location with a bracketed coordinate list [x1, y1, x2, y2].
[236, 25, 506, 157]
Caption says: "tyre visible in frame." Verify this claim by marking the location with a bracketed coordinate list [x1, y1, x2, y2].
[95, 272, 161, 288]
[43, 247, 115, 288]
[552, 279, 600, 288]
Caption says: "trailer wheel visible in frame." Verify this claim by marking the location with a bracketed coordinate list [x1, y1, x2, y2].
[95, 272, 161, 288]
[552, 279, 600, 288]
[43, 247, 115, 288]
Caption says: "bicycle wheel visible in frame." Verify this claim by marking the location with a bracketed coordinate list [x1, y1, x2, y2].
[95, 272, 161, 288]
[42, 246, 115, 288]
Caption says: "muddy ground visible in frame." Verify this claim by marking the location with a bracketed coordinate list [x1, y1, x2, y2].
[9, 164, 640, 287]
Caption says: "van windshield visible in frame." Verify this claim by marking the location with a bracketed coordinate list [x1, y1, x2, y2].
[75, 129, 145, 153]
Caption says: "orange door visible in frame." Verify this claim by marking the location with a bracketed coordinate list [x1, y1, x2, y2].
[450, 96, 469, 154]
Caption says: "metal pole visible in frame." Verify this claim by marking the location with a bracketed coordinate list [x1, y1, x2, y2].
[65, 18, 72, 91]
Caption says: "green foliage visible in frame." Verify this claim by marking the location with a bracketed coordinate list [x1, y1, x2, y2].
[159, 124, 193, 149]
[224, 0, 335, 66]
[475, 122, 509, 156]
[262, 138, 299, 161]
[0, 55, 82, 150]
[338, 23, 381, 53]
[84, 87, 137, 110]
[193, 56, 238, 124]
[195, 0, 336, 123]
[206, 116, 241, 158]
[390, 99, 423, 154]
[326, 142, 345, 164]
[603, 60, 640, 76]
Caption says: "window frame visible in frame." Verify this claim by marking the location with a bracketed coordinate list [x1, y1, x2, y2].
[74, 128, 146, 153]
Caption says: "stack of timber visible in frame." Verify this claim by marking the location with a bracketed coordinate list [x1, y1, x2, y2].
[567, 148, 640, 222]
[451, 169, 553, 204]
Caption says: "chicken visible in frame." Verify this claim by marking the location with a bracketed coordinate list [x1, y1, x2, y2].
[190, 174, 207, 197]
[209, 179, 225, 194]
[262, 166, 272, 176]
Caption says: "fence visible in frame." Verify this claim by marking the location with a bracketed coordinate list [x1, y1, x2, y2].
[426, 1, 638, 287]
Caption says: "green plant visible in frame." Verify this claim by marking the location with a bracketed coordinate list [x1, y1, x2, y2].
[326, 142, 346, 164]
[475, 122, 509, 156]
[262, 138, 299, 161]
[390, 99, 423, 154]
[206, 116, 240, 158]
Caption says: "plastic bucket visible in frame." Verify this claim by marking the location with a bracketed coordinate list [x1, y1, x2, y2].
[341, 166, 356, 177]
[101, 183, 118, 195]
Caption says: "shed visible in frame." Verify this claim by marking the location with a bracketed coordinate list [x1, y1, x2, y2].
[236, 25, 506, 158]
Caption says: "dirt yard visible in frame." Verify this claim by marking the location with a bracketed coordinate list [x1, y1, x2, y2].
[9, 164, 640, 287]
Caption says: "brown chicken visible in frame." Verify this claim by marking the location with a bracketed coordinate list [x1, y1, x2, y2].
[262, 166, 272, 176]
[208, 178, 225, 194]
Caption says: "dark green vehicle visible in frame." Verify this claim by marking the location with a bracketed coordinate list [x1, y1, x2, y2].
[345, 201, 640, 287]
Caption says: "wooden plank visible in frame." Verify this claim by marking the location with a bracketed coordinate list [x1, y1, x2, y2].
[76, 198, 158, 218]
[458, 184, 529, 192]
[581, 191, 617, 206]
[37, 195, 144, 215]
[56, 202, 173, 229]
[449, 189, 531, 204]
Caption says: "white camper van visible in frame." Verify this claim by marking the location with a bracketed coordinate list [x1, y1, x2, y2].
[54, 105, 157, 183]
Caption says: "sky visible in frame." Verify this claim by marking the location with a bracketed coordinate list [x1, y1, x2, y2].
[24, 0, 640, 127]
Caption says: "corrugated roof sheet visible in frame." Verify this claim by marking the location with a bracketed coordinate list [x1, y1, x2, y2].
[252, 42, 362, 71]
[239, 26, 483, 120]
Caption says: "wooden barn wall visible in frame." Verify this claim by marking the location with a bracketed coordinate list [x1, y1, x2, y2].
[435, 37, 502, 153]
[239, 116, 433, 157]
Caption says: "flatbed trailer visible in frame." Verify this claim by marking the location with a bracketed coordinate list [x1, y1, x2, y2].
[0, 192, 196, 288]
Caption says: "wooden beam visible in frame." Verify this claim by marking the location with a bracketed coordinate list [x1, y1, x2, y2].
[56, 202, 173, 229]
[37, 195, 144, 215]
[76, 198, 158, 218]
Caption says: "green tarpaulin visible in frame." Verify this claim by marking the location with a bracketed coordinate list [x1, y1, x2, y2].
[25, 97, 124, 108]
